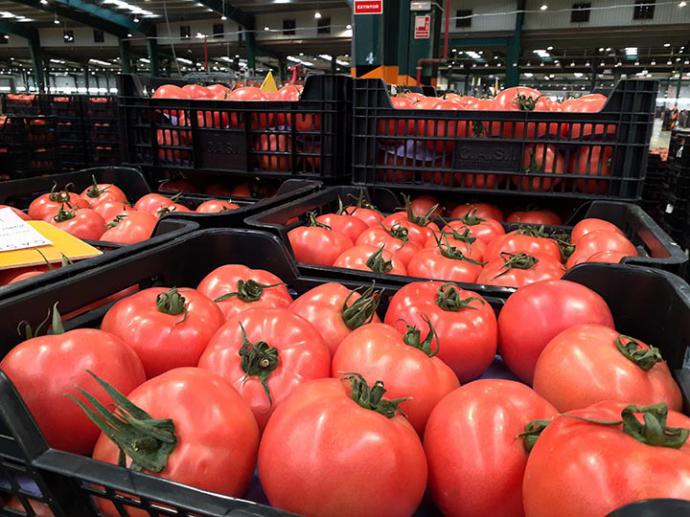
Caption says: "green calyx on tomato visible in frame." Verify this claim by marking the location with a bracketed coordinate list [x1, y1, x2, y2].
[435, 235, 485, 266]
[457, 209, 485, 226]
[306, 211, 331, 230]
[513, 93, 542, 112]
[343, 372, 408, 419]
[435, 283, 483, 312]
[345, 191, 378, 210]
[342, 285, 381, 330]
[402, 316, 439, 357]
[402, 194, 437, 227]
[17, 301, 65, 340]
[69, 370, 177, 473]
[446, 227, 477, 245]
[495, 252, 539, 278]
[47, 182, 73, 204]
[155, 288, 188, 322]
[107, 213, 127, 229]
[53, 205, 76, 223]
[214, 279, 285, 303]
[85, 175, 109, 198]
[384, 223, 409, 243]
[238, 323, 279, 403]
[366, 245, 394, 273]
[615, 335, 663, 371]
[519, 419, 552, 453]
[551, 232, 575, 261]
[516, 225, 549, 238]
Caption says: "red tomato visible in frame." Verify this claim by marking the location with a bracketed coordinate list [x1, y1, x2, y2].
[564, 94, 612, 139]
[197, 264, 291, 320]
[385, 282, 497, 381]
[443, 214, 505, 245]
[343, 205, 385, 227]
[382, 211, 440, 248]
[333, 245, 407, 275]
[102, 287, 224, 378]
[425, 99, 463, 153]
[494, 86, 543, 139]
[450, 203, 503, 222]
[28, 189, 89, 220]
[79, 179, 127, 207]
[259, 376, 427, 517]
[484, 229, 562, 263]
[378, 96, 415, 138]
[571, 217, 624, 243]
[2, 266, 49, 285]
[0, 327, 145, 454]
[477, 252, 565, 288]
[566, 230, 637, 269]
[425, 380, 557, 517]
[289, 282, 381, 355]
[523, 401, 690, 517]
[514, 144, 565, 191]
[584, 250, 627, 264]
[401, 91, 427, 104]
[287, 216, 354, 266]
[316, 211, 369, 242]
[228, 87, 273, 128]
[407, 243, 483, 283]
[134, 193, 180, 216]
[2, 498, 52, 517]
[91, 200, 133, 223]
[534, 324, 681, 412]
[156, 202, 192, 218]
[152, 84, 191, 99]
[506, 210, 562, 226]
[410, 194, 443, 218]
[195, 199, 240, 213]
[255, 133, 291, 172]
[198, 308, 330, 429]
[333, 322, 459, 434]
[206, 83, 231, 96]
[99, 211, 158, 245]
[356, 224, 421, 266]
[48, 206, 105, 240]
[0, 204, 30, 220]
[498, 279, 615, 383]
[572, 145, 613, 194]
[182, 84, 213, 99]
[90, 367, 259, 514]
[424, 229, 487, 261]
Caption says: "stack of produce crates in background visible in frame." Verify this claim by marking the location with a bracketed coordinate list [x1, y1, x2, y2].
[45, 95, 89, 171]
[662, 128, 690, 249]
[640, 151, 668, 225]
[0, 115, 60, 179]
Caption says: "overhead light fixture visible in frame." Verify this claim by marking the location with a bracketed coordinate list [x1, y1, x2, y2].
[664, 43, 671, 47]
[585, 61, 590, 66]
[539, 62, 544, 67]
[314, 11, 322, 19]
[651, 60, 656, 65]
[635, 61, 639, 65]
[346, 24, 352, 29]
[299, 52, 304, 56]
[599, 47, 604, 52]
[264, 26, 269, 30]
[274, 0, 291, 3]
[40, 0, 48, 4]
[533, 49, 549, 58]
[540, 4, 548, 10]
[667, 60, 673, 65]
[625, 47, 638, 56]
[196, 32, 205, 38]
[127, 33, 132, 37]
[547, 45, 553, 51]
[574, 72, 583, 77]
[606, 47, 611, 51]
[53, 14, 60, 24]
[177, 57, 193, 64]
[680, 1, 687, 7]
[133, 16, 139, 22]
[221, 15, 227, 20]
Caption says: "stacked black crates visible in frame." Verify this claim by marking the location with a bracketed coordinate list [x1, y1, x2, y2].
[0, 115, 60, 179]
[640, 152, 668, 225]
[663, 128, 690, 248]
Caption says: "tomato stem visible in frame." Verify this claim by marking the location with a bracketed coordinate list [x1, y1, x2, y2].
[342, 285, 381, 330]
[445, 227, 476, 245]
[306, 211, 331, 230]
[68, 370, 177, 473]
[86, 175, 109, 198]
[107, 213, 127, 229]
[155, 288, 188, 323]
[342, 372, 408, 419]
[402, 315, 439, 357]
[434, 234, 485, 266]
[383, 223, 409, 243]
[48, 182, 72, 204]
[494, 252, 539, 279]
[456, 209, 484, 226]
[238, 324, 279, 404]
[366, 245, 394, 273]
[435, 283, 483, 312]
[52, 204, 76, 223]
[516, 225, 549, 238]
[402, 194, 437, 227]
[518, 419, 551, 453]
[345, 191, 378, 210]
[214, 279, 285, 303]
[615, 335, 663, 371]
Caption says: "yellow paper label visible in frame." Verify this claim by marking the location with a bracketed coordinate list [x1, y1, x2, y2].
[260, 71, 278, 93]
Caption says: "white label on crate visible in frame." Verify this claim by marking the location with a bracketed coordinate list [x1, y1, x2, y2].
[678, 146, 685, 159]
[0, 208, 51, 252]
[666, 204, 675, 214]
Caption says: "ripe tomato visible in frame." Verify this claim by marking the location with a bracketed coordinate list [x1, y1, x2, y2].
[182, 84, 213, 99]
[494, 86, 543, 139]
[523, 401, 690, 517]
[407, 242, 484, 283]
[133, 193, 174, 215]
[506, 209, 562, 226]
[514, 144, 564, 191]
[378, 96, 415, 138]
[583, 250, 627, 264]
[197, 264, 291, 320]
[571, 217, 624, 243]
[425, 100, 463, 153]
[287, 214, 354, 266]
[477, 252, 565, 288]
[0, 265, 49, 285]
[450, 202, 503, 222]
[333, 245, 407, 275]
[99, 211, 158, 244]
[49, 206, 105, 240]
[342, 205, 384, 227]
[195, 199, 240, 213]
[289, 282, 381, 355]
[382, 211, 440, 247]
[198, 308, 330, 429]
[385, 282, 497, 381]
[102, 287, 224, 378]
[425, 380, 557, 517]
[0, 326, 145, 454]
[152, 84, 191, 99]
[333, 322, 459, 434]
[401, 91, 426, 104]
[443, 213, 505, 245]
[28, 189, 89, 220]
[1, 498, 52, 517]
[206, 83, 231, 97]
[228, 87, 273, 128]
[0, 204, 30, 220]
[79, 178, 127, 207]
[156, 202, 192, 218]
[89, 367, 259, 515]
[484, 229, 562, 263]
[91, 200, 133, 223]
[316, 210, 369, 242]
[566, 230, 637, 269]
[498, 279, 615, 383]
[572, 145, 613, 194]
[407, 195, 442, 219]
[255, 133, 292, 172]
[356, 224, 421, 266]
[534, 324, 681, 412]
[564, 94, 613, 139]
[259, 376, 427, 517]
[424, 228, 487, 261]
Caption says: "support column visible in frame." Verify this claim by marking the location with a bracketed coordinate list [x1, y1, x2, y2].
[84, 64, 90, 92]
[352, 4, 382, 77]
[119, 39, 132, 73]
[246, 27, 256, 70]
[278, 57, 287, 83]
[331, 54, 337, 74]
[147, 27, 159, 77]
[590, 66, 597, 92]
[28, 36, 45, 93]
[677, 67, 684, 102]
[505, 0, 524, 87]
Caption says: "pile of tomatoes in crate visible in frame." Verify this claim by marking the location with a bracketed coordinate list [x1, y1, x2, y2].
[288, 193, 638, 288]
[1, 255, 687, 516]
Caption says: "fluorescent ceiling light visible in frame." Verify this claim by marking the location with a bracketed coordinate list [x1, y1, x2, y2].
[625, 47, 637, 56]
[89, 59, 112, 66]
[533, 49, 550, 58]
[318, 54, 332, 61]
[465, 51, 481, 59]
[176, 57, 193, 64]
[274, 0, 291, 3]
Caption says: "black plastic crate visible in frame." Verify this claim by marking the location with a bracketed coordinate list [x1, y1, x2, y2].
[118, 74, 352, 182]
[1, 94, 46, 116]
[247, 186, 686, 290]
[352, 79, 658, 200]
[0, 116, 60, 178]
[0, 228, 688, 516]
[669, 128, 690, 168]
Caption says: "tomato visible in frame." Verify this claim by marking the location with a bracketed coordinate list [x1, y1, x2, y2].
[410, 194, 443, 218]
[156, 202, 192, 218]
[484, 228, 562, 263]
[79, 178, 127, 207]
[450, 202, 503, 222]
[157, 127, 192, 163]
[564, 94, 612, 139]
[356, 224, 421, 266]
[133, 193, 175, 216]
[401, 91, 427, 104]
[289, 282, 381, 355]
[1, 266, 49, 285]
[443, 212, 505, 245]
[197, 264, 291, 320]
[48, 206, 105, 240]
[571, 217, 624, 243]
[1, 497, 52, 517]
[333, 322, 459, 434]
[385, 282, 497, 381]
[99, 211, 158, 245]
[258, 376, 427, 517]
[182, 84, 213, 99]
[102, 287, 224, 378]
[198, 308, 330, 429]
[408, 241, 484, 283]
[494, 86, 543, 139]
[0, 204, 30, 220]
[506, 210, 562, 226]
[316, 210, 369, 242]
[206, 83, 231, 96]
[425, 380, 558, 517]
[583, 250, 627, 264]
[28, 189, 89, 220]
[566, 230, 637, 269]
[477, 252, 565, 288]
[88, 367, 258, 515]
[534, 324, 681, 412]
[91, 200, 134, 223]
[343, 205, 385, 227]
[424, 228, 487, 261]
[572, 145, 613, 194]
[514, 144, 565, 192]
[333, 244, 406, 275]
[425, 100, 463, 153]
[378, 96, 415, 138]
[0, 326, 145, 454]
[382, 205, 440, 247]
[255, 133, 291, 172]
[228, 87, 273, 128]
[523, 401, 690, 517]
[287, 214, 354, 266]
[191, 199, 238, 213]
[498, 279, 615, 383]
[152, 84, 191, 100]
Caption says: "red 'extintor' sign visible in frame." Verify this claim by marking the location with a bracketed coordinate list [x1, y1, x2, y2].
[414, 15, 431, 39]
[354, 0, 383, 15]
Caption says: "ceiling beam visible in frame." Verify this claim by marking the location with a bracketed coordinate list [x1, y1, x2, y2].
[195, 0, 254, 29]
